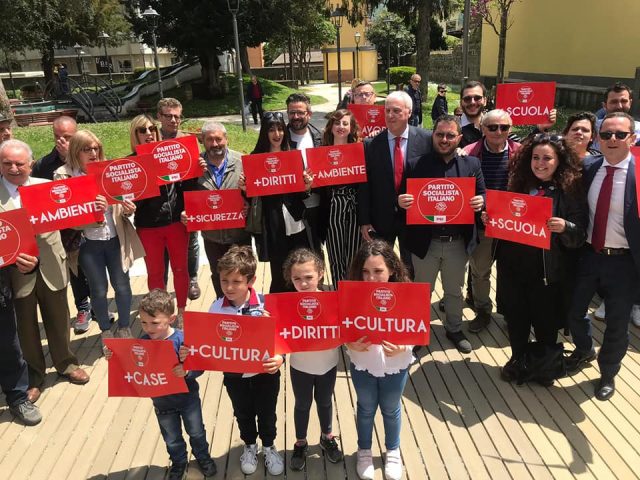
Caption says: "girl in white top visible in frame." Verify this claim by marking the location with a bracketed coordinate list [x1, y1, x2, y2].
[283, 248, 343, 471]
[346, 240, 413, 480]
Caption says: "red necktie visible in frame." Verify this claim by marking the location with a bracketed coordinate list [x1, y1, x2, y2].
[394, 136, 404, 192]
[591, 166, 617, 252]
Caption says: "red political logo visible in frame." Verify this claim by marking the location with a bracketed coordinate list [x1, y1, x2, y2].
[217, 319, 243, 342]
[371, 287, 396, 312]
[131, 343, 149, 367]
[206, 193, 223, 210]
[50, 183, 72, 204]
[327, 149, 343, 166]
[417, 180, 465, 223]
[296, 296, 322, 321]
[517, 86, 535, 103]
[509, 197, 528, 217]
[264, 156, 281, 173]
[366, 108, 382, 124]
[0, 218, 21, 266]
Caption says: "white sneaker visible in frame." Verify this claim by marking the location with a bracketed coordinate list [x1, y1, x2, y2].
[385, 448, 403, 480]
[631, 305, 640, 327]
[263, 445, 284, 475]
[594, 301, 605, 321]
[240, 444, 258, 475]
[100, 330, 114, 355]
[356, 448, 374, 480]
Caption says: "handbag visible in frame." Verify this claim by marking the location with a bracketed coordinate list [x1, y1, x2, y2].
[60, 228, 84, 253]
[245, 196, 262, 235]
[517, 342, 567, 386]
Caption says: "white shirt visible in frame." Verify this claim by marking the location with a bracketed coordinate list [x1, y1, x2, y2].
[587, 155, 630, 248]
[1, 176, 22, 206]
[290, 348, 339, 376]
[347, 345, 413, 377]
[387, 126, 409, 171]
[290, 129, 320, 209]
[460, 113, 472, 127]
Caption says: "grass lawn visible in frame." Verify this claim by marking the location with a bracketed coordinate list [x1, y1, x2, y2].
[13, 120, 259, 161]
[140, 75, 327, 118]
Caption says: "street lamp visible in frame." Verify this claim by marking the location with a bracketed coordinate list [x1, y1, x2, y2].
[227, 0, 247, 132]
[384, 16, 392, 95]
[354, 31, 361, 79]
[330, 7, 345, 103]
[98, 32, 113, 87]
[73, 43, 83, 79]
[142, 7, 163, 99]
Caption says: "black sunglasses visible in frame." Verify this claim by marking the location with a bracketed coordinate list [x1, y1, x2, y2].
[462, 95, 483, 103]
[485, 124, 510, 132]
[263, 111, 284, 121]
[136, 125, 158, 134]
[599, 131, 632, 140]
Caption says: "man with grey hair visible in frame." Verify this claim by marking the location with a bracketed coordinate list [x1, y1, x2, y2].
[358, 90, 432, 276]
[462, 109, 521, 333]
[181, 121, 251, 298]
[0, 140, 89, 405]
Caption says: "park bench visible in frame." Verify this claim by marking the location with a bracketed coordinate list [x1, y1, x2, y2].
[13, 109, 78, 127]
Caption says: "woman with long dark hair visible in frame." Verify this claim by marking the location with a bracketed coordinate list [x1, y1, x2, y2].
[562, 112, 599, 161]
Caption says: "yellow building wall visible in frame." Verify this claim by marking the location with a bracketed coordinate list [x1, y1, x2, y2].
[480, 0, 640, 81]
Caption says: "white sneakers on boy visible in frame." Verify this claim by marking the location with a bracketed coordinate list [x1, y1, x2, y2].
[263, 445, 284, 475]
[356, 448, 374, 480]
[240, 444, 258, 474]
[594, 301, 606, 321]
[631, 305, 640, 327]
[385, 448, 403, 480]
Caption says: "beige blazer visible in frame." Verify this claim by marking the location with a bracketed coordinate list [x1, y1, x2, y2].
[0, 176, 68, 297]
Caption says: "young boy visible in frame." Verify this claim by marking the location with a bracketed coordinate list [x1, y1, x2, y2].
[106, 289, 217, 480]
[209, 245, 285, 476]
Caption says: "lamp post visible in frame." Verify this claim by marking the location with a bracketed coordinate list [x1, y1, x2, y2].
[227, 0, 246, 132]
[354, 31, 361, 79]
[98, 32, 113, 86]
[461, 0, 471, 86]
[384, 16, 392, 95]
[330, 7, 345, 103]
[73, 43, 83, 79]
[142, 7, 163, 99]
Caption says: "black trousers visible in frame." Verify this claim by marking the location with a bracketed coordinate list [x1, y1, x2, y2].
[290, 366, 337, 440]
[0, 301, 29, 407]
[223, 371, 280, 446]
[569, 249, 638, 378]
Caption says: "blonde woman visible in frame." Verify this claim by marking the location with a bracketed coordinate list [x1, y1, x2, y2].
[54, 130, 145, 342]
[129, 114, 160, 154]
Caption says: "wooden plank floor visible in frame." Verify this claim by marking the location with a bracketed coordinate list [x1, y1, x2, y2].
[2, 260, 640, 480]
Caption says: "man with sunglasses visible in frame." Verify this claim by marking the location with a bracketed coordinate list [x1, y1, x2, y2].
[399, 115, 485, 353]
[156, 98, 202, 301]
[463, 110, 521, 333]
[431, 84, 448, 123]
[566, 112, 640, 401]
[404, 74, 423, 127]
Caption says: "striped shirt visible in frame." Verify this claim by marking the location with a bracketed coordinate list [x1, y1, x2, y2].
[480, 140, 510, 191]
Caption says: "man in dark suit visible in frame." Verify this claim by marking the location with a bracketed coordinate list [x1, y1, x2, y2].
[567, 112, 640, 401]
[399, 115, 485, 353]
[357, 90, 432, 272]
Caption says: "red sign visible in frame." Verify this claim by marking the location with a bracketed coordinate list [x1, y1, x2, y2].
[0, 208, 39, 267]
[265, 291, 341, 354]
[306, 143, 367, 187]
[19, 176, 105, 234]
[348, 104, 386, 137]
[184, 189, 246, 232]
[135, 135, 202, 185]
[406, 177, 476, 225]
[183, 312, 276, 373]
[242, 150, 306, 197]
[337, 281, 431, 345]
[485, 189, 552, 249]
[495, 82, 556, 126]
[86, 155, 160, 204]
[104, 338, 188, 398]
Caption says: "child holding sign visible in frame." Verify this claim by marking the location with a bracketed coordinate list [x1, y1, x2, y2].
[105, 289, 217, 480]
[345, 240, 413, 480]
[283, 248, 343, 470]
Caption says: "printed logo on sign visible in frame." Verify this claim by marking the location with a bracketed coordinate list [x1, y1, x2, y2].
[168, 161, 179, 171]
[206, 193, 223, 210]
[264, 156, 281, 173]
[121, 180, 133, 192]
[517, 86, 534, 104]
[50, 184, 72, 204]
[131, 343, 149, 367]
[217, 319, 243, 342]
[371, 287, 396, 312]
[509, 197, 527, 217]
[296, 296, 322, 321]
[0, 219, 20, 266]
[153, 140, 192, 182]
[327, 149, 343, 166]
[417, 180, 464, 223]
[366, 108, 380, 124]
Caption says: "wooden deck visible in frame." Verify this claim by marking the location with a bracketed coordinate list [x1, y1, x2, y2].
[2, 260, 640, 480]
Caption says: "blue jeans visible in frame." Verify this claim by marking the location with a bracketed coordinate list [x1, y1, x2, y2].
[350, 365, 408, 450]
[78, 237, 131, 331]
[154, 392, 210, 465]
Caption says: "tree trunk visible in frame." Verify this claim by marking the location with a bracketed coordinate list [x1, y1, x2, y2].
[240, 47, 252, 76]
[0, 78, 11, 120]
[198, 50, 222, 97]
[41, 42, 55, 88]
[415, 0, 432, 100]
[497, 8, 508, 83]
[288, 31, 295, 81]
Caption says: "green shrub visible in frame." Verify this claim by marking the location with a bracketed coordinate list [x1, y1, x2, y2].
[389, 66, 416, 86]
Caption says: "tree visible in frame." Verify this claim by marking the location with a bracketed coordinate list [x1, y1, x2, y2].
[366, 10, 415, 71]
[472, 0, 520, 83]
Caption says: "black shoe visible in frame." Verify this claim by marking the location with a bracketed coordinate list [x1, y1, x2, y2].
[446, 330, 472, 354]
[438, 299, 445, 312]
[188, 279, 201, 300]
[468, 312, 491, 333]
[412, 345, 423, 355]
[319, 435, 343, 463]
[500, 357, 522, 382]
[290, 441, 307, 471]
[565, 348, 596, 374]
[168, 462, 187, 480]
[595, 376, 615, 401]
[197, 456, 218, 477]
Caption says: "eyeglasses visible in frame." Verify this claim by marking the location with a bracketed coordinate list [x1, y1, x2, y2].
[263, 112, 284, 121]
[599, 131, 632, 140]
[160, 113, 182, 121]
[81, 146, 100, 153]
[438, 89, 447, 93]
[434, 132, 459, 140]
[287, 110, 308, 117]
[411, 79, 421, 84]
[355, 92, 374, 99]
[462, 95, 483, 103]
[136, 125, 158, 134]
[533, 133, 564, 143]
[485, 124, 510, 132]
